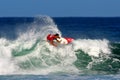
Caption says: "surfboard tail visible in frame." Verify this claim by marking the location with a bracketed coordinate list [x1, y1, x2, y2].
[64, 38, 74, 44]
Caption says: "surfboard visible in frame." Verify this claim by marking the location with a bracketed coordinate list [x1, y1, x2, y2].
[57, 37, 74, 45]
[64, 38, 74, 44]
[52, 37, 74, 47]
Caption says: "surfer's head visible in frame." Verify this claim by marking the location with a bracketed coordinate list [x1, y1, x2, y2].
[54, 33, 60, 38]
[54, 33, 59, 37]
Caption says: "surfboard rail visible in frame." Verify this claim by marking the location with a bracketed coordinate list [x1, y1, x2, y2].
[64, 38, 74, 44]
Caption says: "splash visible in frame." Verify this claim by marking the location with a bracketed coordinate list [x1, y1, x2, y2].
[0, 38, 18, 74]
[73, 39, 111, 57]
[0, 16, 78, 75]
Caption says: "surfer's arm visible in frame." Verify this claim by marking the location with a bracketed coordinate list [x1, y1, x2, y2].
[49, 40, 57, 47]
[55, 37, 62, 43]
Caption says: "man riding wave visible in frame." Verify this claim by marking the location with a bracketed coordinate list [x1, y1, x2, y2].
[47, 33, 61, 47]
[46, 33, 74, 47]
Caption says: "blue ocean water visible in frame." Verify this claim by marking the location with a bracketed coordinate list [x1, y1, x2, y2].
[0, 16, 120, 80]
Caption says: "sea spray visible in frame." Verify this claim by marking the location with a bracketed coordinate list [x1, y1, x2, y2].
[0, 38, 18, 74]
[73, 39, 111, 57]
[0, 16, 79, 74]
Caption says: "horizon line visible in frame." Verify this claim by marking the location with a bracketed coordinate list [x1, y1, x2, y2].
[0, 15, 120, 18]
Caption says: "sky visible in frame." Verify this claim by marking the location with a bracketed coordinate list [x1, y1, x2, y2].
[0, 0, 120, 17]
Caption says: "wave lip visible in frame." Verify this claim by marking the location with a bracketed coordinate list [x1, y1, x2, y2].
[73, 39, 111, 57]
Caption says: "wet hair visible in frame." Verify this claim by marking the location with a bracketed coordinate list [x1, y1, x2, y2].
[54, 33, 59, 36]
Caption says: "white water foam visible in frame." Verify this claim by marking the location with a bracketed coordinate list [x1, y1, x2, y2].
[0, 38, 19, 74]
[73, 39, 111, 57]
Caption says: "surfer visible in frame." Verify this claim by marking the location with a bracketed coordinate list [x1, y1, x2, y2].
[46, 33, 74, 47]
[47, 33, 61, 47]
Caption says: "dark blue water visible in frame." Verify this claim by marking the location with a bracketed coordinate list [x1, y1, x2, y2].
[54, 17, 120, 42]
[1, 17, 120, 42]
[0, 16, 120, 80]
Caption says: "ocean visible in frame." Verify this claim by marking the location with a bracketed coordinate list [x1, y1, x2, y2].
[0, 16, 120, 80]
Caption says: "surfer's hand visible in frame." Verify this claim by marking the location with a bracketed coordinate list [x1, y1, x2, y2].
[53, 44, 57, 47]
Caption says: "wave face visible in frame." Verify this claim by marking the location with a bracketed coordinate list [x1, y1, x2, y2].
[0, 16, 120, 75]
